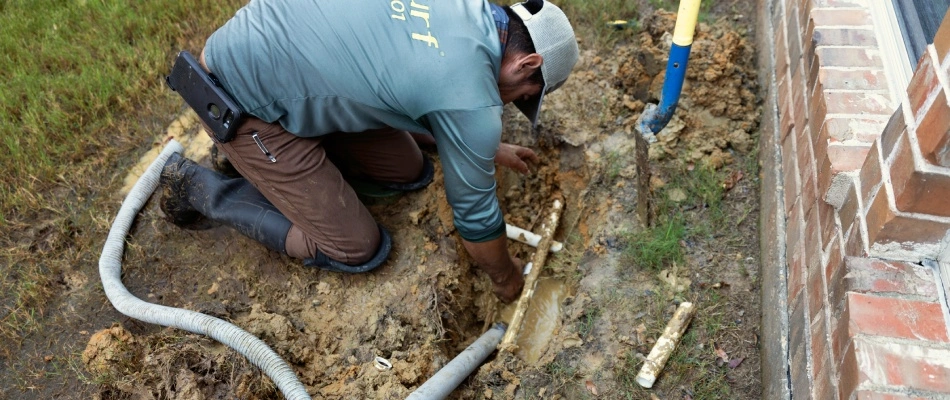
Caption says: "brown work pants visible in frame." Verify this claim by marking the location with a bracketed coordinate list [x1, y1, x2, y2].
[209, 118, 423, 264]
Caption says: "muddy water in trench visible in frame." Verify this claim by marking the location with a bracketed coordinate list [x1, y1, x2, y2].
[498, 278, 568, 364]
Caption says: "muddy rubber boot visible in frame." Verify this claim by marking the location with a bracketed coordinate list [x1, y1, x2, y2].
[159, 152, 290, 253]
[160, 152, 391, 273]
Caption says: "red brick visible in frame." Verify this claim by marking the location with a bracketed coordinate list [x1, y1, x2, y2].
[934, 8, 950, 64]
[847, 292, 950, 342]
[933, 135, 950, 168]
[864, 184, 895, 246]
[824, 91, 893, 115]
[783, 129, 801, 212]
[855, 391, 930, 400]
[855, 336, 950, 393]
[798, 126, 817, 195]
[838, 339, 861, 400]
[829, 143, 871, 173]
[825, 239, 846, 307]
[781, 92, 795, 142]
[776, 21, 790, 83]
[915, 88, 950, 164]
[805, 202, 823, 266]
[830, 300, 851, 368]
[790, 295, 810, 399]
[804, 17, 817, 72]
[811, 0, 869, 6]
[906, 49, 941, 122]
[816, 47, 883, 68]
[788, 9, 803, 75]
[815, 116, 886, 144]
[812, 28, 877, 47]
[806, 51, 820, 100]
[793, 65, 808, 134]
[858, 140, 884, 205]
[838, 180, 860, 234]
[819, 144, 870, 199]
[843, 214, 869, 257]
[808, 79, 829, 144]
[841, 258, 940, 302]
[874, 212, 950, 247]
[819, 200, 839, 248]
[789, 201, 807, 301]
[807, 240, 826, 321]
[809, 318, 835, 400]
[879, 108, 906, 161]
[886, 131, 950, 215]
[790, 350, 810, 400]
[818, 68, 888, 91]
[811, 8, 871, 26]
[888, 132, 917, 193]
[894, 168, 950, 217]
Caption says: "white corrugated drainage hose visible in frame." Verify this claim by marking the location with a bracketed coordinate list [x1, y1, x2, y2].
[98, 140, 310, 400]
[405, 323, 507, 400]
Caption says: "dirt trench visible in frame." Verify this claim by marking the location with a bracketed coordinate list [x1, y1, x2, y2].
[80, 9, 761, 400]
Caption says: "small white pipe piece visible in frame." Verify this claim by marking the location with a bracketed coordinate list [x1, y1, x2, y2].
[506, 224, 563, 253]
[635, 301, 697, 388]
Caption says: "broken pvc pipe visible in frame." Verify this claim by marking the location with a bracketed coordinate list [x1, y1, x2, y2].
[636, 301, 697, 388]
[406, 324, 507, 400]
[501, 198, 564, 350]
[506, 223, 563, 253]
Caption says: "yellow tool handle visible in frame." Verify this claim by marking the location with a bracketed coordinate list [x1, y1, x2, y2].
[673, 0, 702, 46]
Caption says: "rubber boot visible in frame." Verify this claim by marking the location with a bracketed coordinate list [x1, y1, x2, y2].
[159, 152, 290, 253]
[159, 152, 391, 273]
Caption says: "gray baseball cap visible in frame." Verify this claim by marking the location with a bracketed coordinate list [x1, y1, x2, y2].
[510, 0, 579, 128]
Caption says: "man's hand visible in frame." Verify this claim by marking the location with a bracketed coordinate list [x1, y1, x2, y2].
[495, 143, 539, 175]
[462, 236, 525, 303]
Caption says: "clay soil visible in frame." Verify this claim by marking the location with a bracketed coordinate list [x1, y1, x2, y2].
[1, 3, 762, 400]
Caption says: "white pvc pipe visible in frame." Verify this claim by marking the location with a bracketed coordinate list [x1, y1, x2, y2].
[506, 224, 563, 253]
[405, 324, 507, 400]
[98, 140, 310, 400]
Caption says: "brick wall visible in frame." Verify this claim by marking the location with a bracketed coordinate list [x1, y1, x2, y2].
[764, 0, 950, 398]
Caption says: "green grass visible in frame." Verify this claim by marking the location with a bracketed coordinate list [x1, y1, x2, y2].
[0, 0, 243, 378]
[621, 217, 686, 271]
[620, 163, 727, 270]
[0, 0, 241, 222]
[540, 0, 642, 47]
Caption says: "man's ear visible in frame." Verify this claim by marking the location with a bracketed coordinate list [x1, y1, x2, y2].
[517, 53, 543, 76]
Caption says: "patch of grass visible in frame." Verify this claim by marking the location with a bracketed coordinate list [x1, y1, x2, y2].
[576, 306, 602, 339]
[0, 0, 244, 393]
[621, 216, 686, 271]
[545, 357, 581, 391]
[544, 0, 641, 47]
[0, 0, 242, 221]
[602, 150, 626, 184]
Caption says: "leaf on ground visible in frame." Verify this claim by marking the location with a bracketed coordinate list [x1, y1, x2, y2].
[585, 380, 599, 396]
[728, 357, 745, 369]
[714, 344, 729, 366]
[722, 170, 744, 190]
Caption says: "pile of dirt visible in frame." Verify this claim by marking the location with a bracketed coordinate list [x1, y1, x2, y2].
[616, 10, 759, 168]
